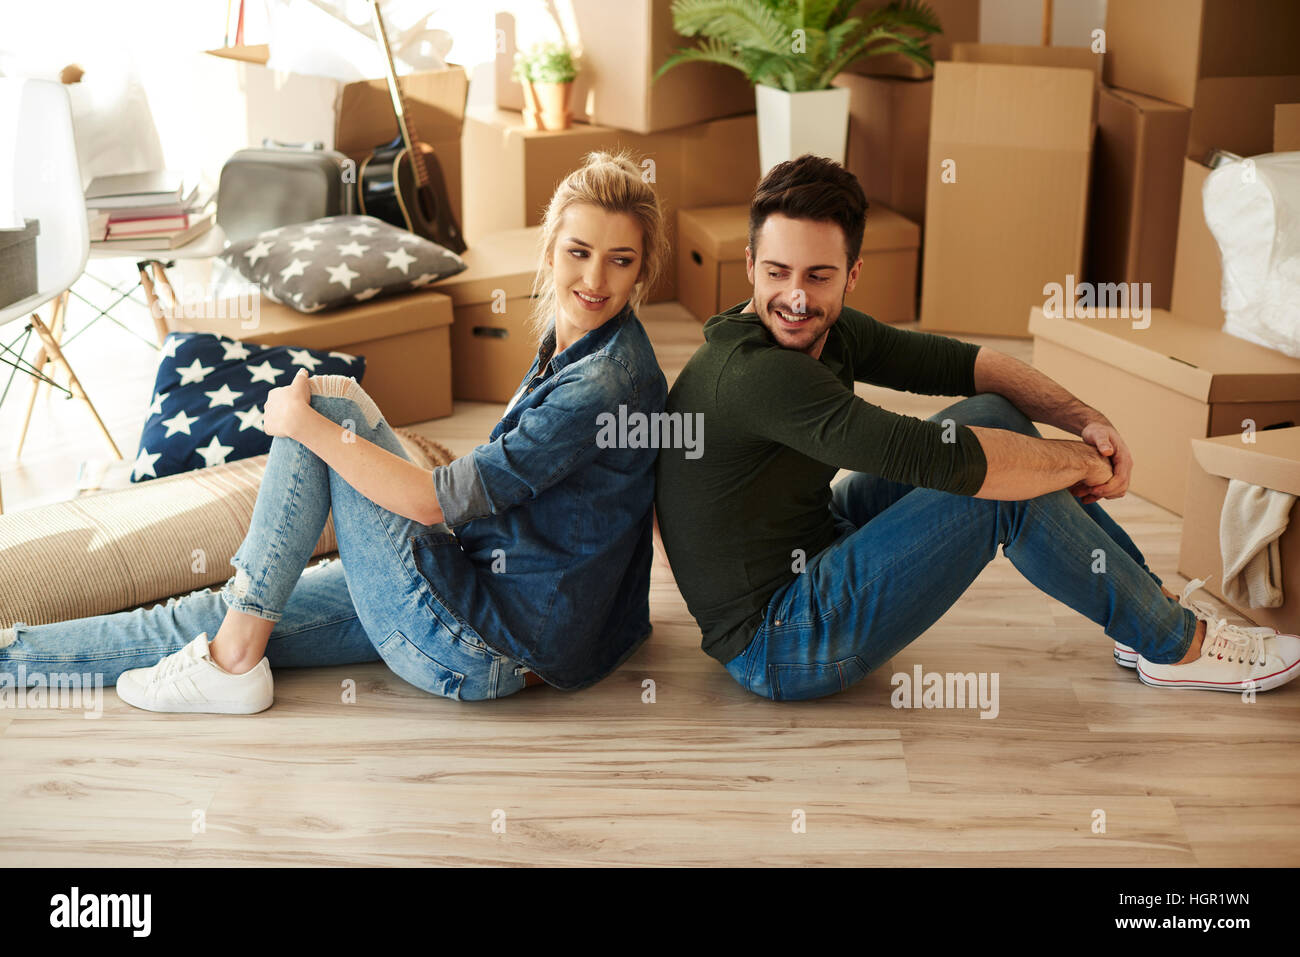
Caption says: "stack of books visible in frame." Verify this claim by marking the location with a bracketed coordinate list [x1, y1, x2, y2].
[85, 170, 216, 250]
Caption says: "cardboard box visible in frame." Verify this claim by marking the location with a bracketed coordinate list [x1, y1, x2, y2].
[431, 227, 543, 403]
[836, 73, 932, 228]
[1028, 306, 1300, 514]
[1169, 156, 1223, 330]
[201, 47, 468, 229]
[1277, 103, 1300, 151]
[1102, 0, 1300, 109]
[1085, 86, 1191, 311]
[166, 291, 455, 426]
[919, 54, 1096, 338]
[844, 0, 981, 79]
[676, 202, 920, 324]
[462, 107, 760, 303]
[953, 42, 1104, 77]
[1187, 75, 1300, 160]
[1180, 427, 1300, 635]
[493, 1, 754, 134]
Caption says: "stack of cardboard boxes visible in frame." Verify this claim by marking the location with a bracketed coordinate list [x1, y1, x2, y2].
[837, 27, 1105, 337]
[1026, 0, 1300, 633]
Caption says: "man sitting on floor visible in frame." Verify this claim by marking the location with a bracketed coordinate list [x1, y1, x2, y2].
[654, 154, 1300, 701]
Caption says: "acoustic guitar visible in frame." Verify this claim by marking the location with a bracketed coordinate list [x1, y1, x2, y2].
[357, 0, 466, 253]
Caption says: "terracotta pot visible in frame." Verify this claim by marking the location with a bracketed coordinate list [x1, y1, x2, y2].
[522, 80, 573, 131]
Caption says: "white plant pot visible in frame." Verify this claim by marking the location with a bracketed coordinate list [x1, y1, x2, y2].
[754, 84, 851, 177]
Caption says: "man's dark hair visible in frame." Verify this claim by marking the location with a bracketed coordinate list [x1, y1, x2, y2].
[747, 154, 868, 268]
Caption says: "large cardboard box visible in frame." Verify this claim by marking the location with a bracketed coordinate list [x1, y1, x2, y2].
[676, 202, 920, 324]
[844, 0, 981, 79]
[431, 227, 543, 403]
[1187, 75, 1300, 160]
[165, 291, 455, 426]
[1102, 0, 1300, 109]
[1028, 306, 1300, 514]
[1180, 428, 1300, 636]
[200, 47, 468, 230]
[919, 53, 1096, 338]
[493, 2, 754, 134]
[835, 72, 932, 228]
[1169, 156, 1223, 330]
[1085, 86, 1191, 312]
[462, 107, 760, 303]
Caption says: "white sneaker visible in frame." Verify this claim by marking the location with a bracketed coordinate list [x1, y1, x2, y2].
[116, 633, 273, 714]
[1113, 576, 1240, 670]
[1137, 613, 1300, 693]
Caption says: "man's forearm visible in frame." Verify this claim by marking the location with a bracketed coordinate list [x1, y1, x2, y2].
[967, 425, 1103, 500]
[972, 346, 1106, 434]
[292, 407, 444, 526]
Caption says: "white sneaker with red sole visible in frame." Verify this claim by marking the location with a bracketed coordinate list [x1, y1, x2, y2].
[1137, 616, 1300, 693]
[1113, 577, 1247, 670]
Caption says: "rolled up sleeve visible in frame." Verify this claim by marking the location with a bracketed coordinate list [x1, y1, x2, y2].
[432, 357, 633, 528]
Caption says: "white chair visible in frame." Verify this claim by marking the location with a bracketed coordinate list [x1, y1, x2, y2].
[0, 78, 122, 515]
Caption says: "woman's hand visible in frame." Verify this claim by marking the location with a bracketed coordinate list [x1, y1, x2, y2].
[263, 368, 313, 439]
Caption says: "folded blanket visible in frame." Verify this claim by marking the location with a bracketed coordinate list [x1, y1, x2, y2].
[1221, 478, 1296, 608]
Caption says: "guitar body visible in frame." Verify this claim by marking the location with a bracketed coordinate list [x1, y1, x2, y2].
[358, 135, 466, 253]
[357, 0, 467, 254]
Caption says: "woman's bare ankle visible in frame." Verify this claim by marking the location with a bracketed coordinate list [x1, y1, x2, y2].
[210, 610, 274, 675]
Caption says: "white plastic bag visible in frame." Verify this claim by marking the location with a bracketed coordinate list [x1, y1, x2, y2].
[1203, 152, 1300, 357]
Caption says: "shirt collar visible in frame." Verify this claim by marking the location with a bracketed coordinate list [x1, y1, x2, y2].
[537, 300, 633, 375]
[709, 301, 845, 374]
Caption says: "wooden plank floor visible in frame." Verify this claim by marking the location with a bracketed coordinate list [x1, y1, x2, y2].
[2, 272, 1298, 866]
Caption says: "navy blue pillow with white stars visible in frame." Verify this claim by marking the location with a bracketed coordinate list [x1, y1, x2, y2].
[131, 332, 365, 482]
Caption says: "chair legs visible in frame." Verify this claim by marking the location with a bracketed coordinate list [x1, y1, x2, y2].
[138, 260, 178, 346]
[16, 306, 122, 463]
[14, 290, 67, 460]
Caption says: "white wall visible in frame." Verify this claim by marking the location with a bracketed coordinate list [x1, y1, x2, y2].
[1, 0, 498, 184]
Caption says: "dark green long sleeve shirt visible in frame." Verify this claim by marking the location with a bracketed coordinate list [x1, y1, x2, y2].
[655, 302, 989, 664]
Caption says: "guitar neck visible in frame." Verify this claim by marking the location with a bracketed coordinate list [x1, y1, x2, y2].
[370, 0, 429, 189]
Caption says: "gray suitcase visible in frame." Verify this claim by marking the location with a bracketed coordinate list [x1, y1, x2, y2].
[216, 140, 356, 244]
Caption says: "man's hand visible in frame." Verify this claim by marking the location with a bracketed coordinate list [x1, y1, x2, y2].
[1075, 420, 1131, 503]
[263, 368, 312, 438]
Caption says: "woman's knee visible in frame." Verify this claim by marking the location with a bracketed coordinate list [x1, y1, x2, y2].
[307, 375, 383, 431]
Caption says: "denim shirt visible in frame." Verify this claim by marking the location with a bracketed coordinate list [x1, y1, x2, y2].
[416, 302, 667, 690]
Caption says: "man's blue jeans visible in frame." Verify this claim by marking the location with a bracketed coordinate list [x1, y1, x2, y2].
[1, 375, 532, 702]
[724, 392, 1198, 701]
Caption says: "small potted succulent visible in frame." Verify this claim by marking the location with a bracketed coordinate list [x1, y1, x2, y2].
[512, 41, 579, 131]
[656, 0, 941, 174]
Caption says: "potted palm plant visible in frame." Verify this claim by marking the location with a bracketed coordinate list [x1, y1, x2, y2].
[513, 41, 579, 131]
[656, 0, 941, 174]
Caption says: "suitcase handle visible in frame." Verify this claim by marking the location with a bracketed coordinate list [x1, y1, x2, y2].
[260, 137, 326, 152]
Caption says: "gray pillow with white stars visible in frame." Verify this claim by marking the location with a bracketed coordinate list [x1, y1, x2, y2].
[217, 214, 467, 313]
